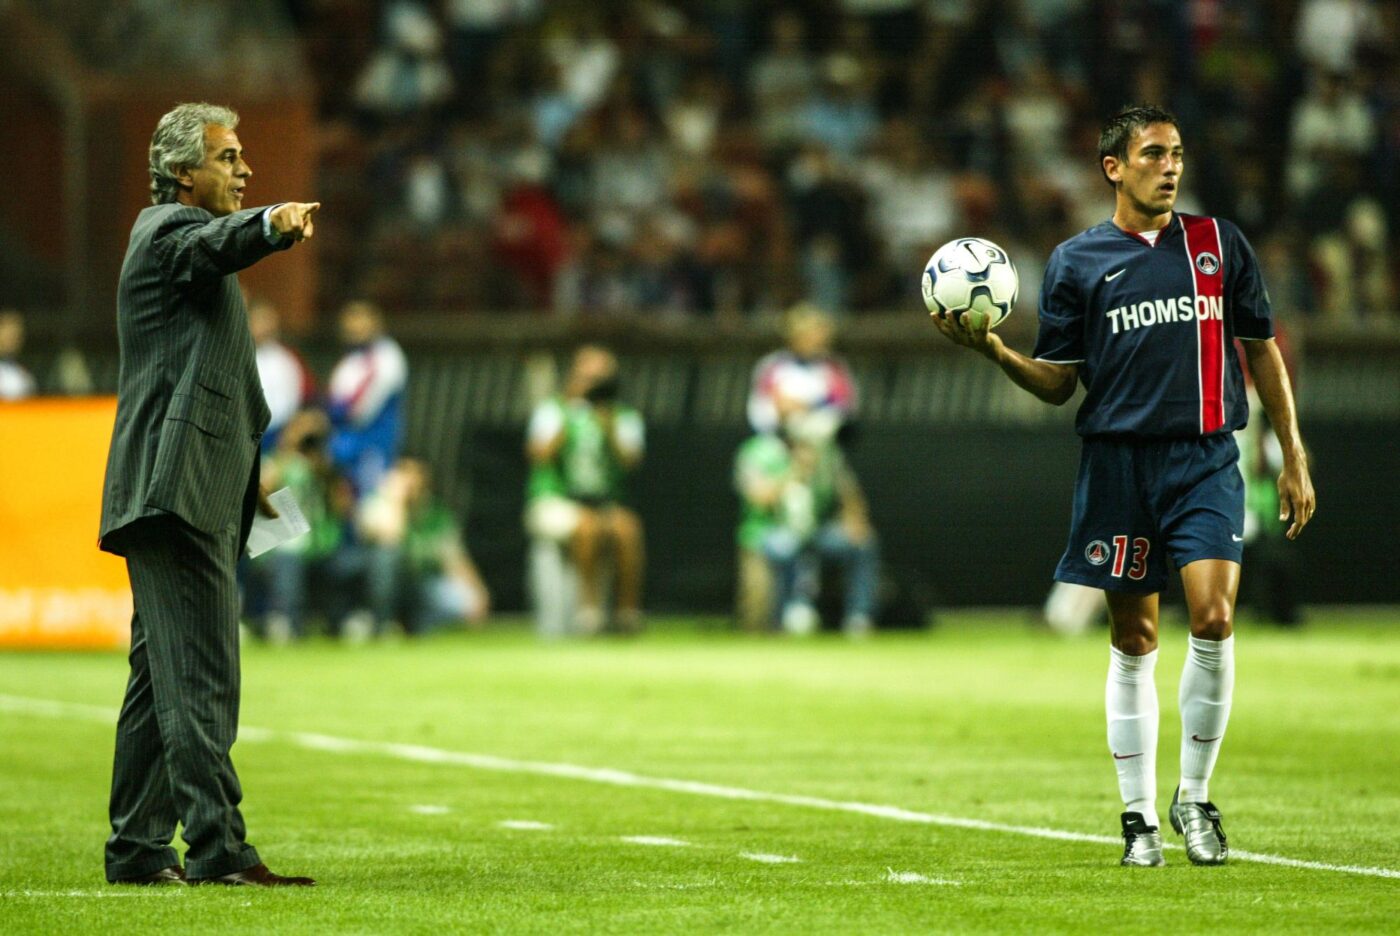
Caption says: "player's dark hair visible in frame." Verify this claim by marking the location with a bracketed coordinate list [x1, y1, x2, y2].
[1098, 104, 1179, 187]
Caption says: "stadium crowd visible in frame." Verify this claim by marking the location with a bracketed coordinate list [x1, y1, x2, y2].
[284, 0, 1399, 321]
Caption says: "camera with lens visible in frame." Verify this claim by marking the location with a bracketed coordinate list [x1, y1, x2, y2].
[583, 376, 620, 404]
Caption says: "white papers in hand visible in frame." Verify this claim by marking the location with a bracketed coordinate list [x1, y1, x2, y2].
[245, 487, 311, 558]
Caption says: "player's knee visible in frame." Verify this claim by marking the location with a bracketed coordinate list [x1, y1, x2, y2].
[1112, 628, 1158, 656]
[1190, 600, 1234, 640]
[1108, 608, 1158, 655]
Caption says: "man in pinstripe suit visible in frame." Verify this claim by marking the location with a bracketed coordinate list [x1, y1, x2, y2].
[98, 103, 319, 886]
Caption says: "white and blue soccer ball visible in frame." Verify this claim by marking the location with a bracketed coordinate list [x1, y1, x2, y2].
[921, 237, 1019, 329]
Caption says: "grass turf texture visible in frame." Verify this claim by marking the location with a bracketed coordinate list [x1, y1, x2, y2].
[1, 610, 1398, 934]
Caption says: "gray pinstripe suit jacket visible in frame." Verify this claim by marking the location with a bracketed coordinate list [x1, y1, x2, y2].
[99, 204, 288, 555]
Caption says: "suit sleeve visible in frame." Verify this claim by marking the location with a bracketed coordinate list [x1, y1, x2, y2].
[1032, 245, 1085, 363]
[152, 205, 292, 288]
[1224, 222, 1275, 341]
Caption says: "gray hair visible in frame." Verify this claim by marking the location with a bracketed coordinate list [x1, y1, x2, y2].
[148, 102, 239, 205]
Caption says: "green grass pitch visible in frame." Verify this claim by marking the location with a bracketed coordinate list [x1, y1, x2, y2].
[2, 610, 1398, 934]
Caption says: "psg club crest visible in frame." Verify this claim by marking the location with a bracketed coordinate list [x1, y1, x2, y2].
[1085, 540, 1110, 566]
[1194, 251, 1220, 275]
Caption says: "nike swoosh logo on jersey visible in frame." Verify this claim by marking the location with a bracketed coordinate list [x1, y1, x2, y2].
[1191, 734, 1223, 743]
[1231, 534, 1244, 542]
[1113, 752, 1144, 760]
[1105, 269, 1125, 281]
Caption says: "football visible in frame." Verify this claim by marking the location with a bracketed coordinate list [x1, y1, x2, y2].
[921, 236, 1019, 329]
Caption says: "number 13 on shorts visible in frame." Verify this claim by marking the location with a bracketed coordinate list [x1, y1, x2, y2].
[1111, 536, 1150, 580]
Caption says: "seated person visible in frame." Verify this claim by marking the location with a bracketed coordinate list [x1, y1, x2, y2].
[357, 457, 490, 635]
[740, 413, 879, 637]
[525, 346, 645, 635]
[733, 432, 789, 633]
[243, 409, 357, 643]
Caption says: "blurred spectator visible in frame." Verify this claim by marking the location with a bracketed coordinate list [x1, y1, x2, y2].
[444, 0, 535, 117]
[787, 145, 878, 311]
[1310, 198, 1396, 319]
[1295, 0, 1382, 74]
[0, 310, 36, 401]
[493, 148, 570, 307]
[748, 304, 857, 439]
[544, 10, 619, 115]
[750, 11, 817, 152]
[859, 119, 960, 277]
[358, 457, 491, 635]
[525, 346, 645, 635]
[354, 0, 454, 121]
[589, 106, 672, 235]
[245, 409, 357, 644]
[733, 431, 788, 633]
[249, 299, 312, 453]
[799, 53, 880, 161]
[750, 415, 880, 637]
[1287, 70, 1375, 205]
[402, 150, 454, 231]
[328, 301, 409, 495]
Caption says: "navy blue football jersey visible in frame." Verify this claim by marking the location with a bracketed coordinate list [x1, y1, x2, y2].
[1033, 213, 1273, 438]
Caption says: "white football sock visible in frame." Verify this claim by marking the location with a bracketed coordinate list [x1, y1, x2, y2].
[1106, 646, 1160, 829]
[1179, 634, 1235, 804]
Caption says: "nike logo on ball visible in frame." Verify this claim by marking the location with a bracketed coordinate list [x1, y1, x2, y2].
[1113, 752, 1143, 760]
[1192, 734, 1223, 743]
[1105, 269, 1125, 281]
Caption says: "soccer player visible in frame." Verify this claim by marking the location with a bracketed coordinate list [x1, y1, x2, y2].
[931, 105, 1315, 867]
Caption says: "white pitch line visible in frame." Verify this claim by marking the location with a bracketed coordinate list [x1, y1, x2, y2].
[739, 852, 801, 864]
[2, 891, 187, 899]
[620, 836, 691, 847]
[408, 804, 450, 815]
[499, 820, 553, 831]
[885, 869, 961, 886]
[5, 693, 1398, 881]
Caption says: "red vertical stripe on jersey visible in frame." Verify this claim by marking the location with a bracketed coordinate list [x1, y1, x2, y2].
[1181, 215, 1226, 434]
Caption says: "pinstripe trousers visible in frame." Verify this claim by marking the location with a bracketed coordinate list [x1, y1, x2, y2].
[104, 482, 262, 881]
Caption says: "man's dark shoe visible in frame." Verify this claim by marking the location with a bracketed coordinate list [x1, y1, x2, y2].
[112, 865, 187, 885]
[190, 862, 315, 887]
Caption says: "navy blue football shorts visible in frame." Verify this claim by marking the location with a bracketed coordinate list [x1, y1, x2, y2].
[1054, 433, 1245, 594]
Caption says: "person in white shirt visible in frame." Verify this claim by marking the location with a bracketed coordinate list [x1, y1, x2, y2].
[248, 299, 309, 452]
[0, 310, 36, 401]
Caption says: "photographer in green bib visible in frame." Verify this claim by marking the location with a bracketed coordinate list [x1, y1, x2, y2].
[525, 346, 646, 635]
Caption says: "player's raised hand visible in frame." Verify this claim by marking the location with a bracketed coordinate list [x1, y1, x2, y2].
[1277, 458, 1315, 540]
[269, 202, 321, 242]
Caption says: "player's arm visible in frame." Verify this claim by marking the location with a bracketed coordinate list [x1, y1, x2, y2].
[1242, 339, 1315, 539]
[931, 312, 1079, 405]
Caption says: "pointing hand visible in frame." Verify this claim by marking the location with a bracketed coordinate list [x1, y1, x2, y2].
[269, 202, 321, 242]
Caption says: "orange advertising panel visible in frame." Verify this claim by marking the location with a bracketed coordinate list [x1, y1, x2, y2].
[0, 397, 131, 649]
